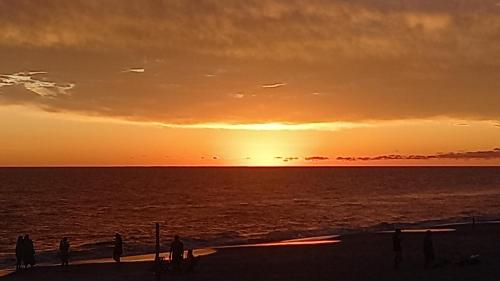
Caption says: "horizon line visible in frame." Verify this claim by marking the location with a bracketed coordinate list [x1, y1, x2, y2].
[1, 165, 500, 168]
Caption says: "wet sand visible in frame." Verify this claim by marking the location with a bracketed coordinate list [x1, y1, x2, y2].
[2, 223, 500, 281]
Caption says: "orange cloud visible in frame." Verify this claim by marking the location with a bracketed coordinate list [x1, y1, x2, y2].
[1, 1, 500, 125]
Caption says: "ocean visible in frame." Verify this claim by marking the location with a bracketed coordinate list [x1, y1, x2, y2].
[1, 167, 500, 268]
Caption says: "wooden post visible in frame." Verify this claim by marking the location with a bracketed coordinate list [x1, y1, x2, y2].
[154, 223, 161, 280]
[155, 223, 160, 262]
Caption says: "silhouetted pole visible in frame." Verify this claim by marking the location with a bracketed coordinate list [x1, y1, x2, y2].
[155, 223, 160, 262]
[155, 223, 161, 280]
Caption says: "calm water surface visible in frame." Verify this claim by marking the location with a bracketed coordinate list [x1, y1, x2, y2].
[1, 167, 500, 267]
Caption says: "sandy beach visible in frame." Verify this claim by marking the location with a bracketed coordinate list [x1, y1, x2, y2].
[2, 223, 500, 281]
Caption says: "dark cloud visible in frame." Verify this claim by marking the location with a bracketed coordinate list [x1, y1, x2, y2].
[201, 156, 220, 160]
[1, 1, 500, 124]
[275, 156, 299, 162]
[337, 148, 500, 161]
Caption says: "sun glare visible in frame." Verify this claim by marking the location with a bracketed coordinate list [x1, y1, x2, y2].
[226, 133, 304, 166]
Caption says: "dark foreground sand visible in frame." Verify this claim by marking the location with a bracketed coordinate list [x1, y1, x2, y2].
[3, 223, 500, 281]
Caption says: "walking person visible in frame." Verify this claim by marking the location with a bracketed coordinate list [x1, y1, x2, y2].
[15, 236, 24, 271]
[59, 237, 70, 266]
[113, 233, 123, 263]
[392, 229, 402, 269]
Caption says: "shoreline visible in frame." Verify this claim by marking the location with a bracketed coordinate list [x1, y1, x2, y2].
[2, 221, 497, 280]
[4, 215, 490, 265]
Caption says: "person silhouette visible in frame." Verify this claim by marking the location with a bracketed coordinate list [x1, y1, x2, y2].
[169, 235, 184, 273]
[113, 233, 123, 263]
[423, 230, 435, 268]
[15, 236, 24, 271]
[59, 237, 70, 266]
[392, 229, 402, 269]
[23, 234, 35, 268]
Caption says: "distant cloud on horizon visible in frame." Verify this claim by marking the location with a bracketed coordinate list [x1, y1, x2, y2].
[305, 156, 330, 161]
[337, 148, 500, 161]
[275, 156, 299, 162]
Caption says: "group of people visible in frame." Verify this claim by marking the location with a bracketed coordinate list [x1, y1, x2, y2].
[392, 229, 435, 269]
[13, 228, 441, 274]
[112, 233, 198, 273]
[15, 235, 71, 270]
[15, 235, 35, 270]
[15, 232, 198, 273]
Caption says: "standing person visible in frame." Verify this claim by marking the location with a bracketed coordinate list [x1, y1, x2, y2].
[23, 234, 35, 268]
[169, 235, 184, 273]
[423, 230, 435, 268]
[113, 233, 123, 262]
[113, 233, 123, 263]
[15, 236, 24, 271]
[59, 237, 70, 266]
[392, 229, 402, 269]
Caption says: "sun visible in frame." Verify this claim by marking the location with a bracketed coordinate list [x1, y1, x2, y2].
[222, 131, 305, 166]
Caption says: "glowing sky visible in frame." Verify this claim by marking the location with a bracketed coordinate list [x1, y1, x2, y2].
[1, 0, 500, 166]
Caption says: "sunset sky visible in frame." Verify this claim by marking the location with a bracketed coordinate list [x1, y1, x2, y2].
[1, 0, 500, 166]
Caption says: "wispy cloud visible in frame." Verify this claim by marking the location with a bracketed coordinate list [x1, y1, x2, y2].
[0, 72, 74, 97]
[229, 93, 245, 99]
[261, 83, 286, 89]
[161, 122, 369, 131]
[311, 92, 324, 96]
[336, 148, 500, 161]
[122, 68, 145, 73]
[203, 69, 226, 78]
